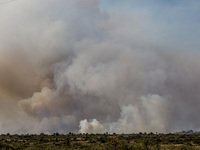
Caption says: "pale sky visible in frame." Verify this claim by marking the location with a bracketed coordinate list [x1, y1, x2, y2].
[101, 0, 200, 51]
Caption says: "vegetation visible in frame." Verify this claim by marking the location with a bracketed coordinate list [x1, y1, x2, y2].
[0, 132, 200, 149]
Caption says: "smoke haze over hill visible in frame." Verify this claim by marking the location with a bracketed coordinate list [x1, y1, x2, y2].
[0, 0, 200, 134]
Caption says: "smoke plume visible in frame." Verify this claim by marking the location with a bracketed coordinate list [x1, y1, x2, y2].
[0, 0, 200, 134]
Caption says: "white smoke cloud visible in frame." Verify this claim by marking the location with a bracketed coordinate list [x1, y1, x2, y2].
[0, 0, 200, 134]
[79, 94, 169, 134]
[109, 94, 169, 133]
[79, 119, 104, 134]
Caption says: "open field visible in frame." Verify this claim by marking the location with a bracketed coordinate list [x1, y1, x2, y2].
[0, 132, 200, 149]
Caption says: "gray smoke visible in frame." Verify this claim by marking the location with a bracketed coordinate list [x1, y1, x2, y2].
[0, 0, 200, 134]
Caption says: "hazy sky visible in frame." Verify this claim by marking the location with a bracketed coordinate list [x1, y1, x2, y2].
[101, 0, 200, 51]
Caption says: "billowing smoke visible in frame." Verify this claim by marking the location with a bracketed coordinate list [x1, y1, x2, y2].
[0, 0, 200, 134]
